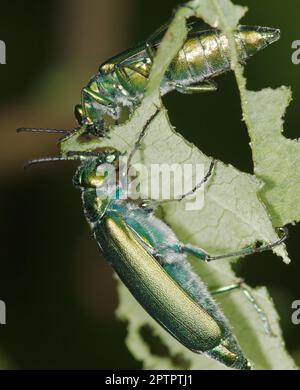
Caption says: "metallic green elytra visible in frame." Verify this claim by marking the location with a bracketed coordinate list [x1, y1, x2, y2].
[73, 21, 280, 136]
[67, 109, 286, 370]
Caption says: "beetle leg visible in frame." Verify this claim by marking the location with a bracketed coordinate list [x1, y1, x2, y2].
[145, 42, 155, 62]
[174, 80, 218, 94]
[205, 228, 288, 262]
[181, 228, 288, 263]
[127, 108, 161, 170]
[210, 280, 273, 336]
[82, 87, 114, 106]
[115, 66, 134, 93]
[177, 159, 215, 201]
[146, 160, 215, 206]
[210, 282, 243, 296]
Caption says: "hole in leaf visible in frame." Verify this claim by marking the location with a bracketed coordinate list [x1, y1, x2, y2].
[139, 324, 190, 369]
[163, 72, 253, 174]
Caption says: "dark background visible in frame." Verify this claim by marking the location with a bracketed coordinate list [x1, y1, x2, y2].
[0, 0, 299, 369]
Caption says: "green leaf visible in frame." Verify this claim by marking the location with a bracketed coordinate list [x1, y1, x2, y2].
[237, 87, 300, 227]
[60, 0, 297, 370]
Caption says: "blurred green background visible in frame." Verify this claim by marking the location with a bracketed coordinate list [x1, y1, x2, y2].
[0, 0, 299, 369]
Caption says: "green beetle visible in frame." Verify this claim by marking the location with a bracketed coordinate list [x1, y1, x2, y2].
[75, 21, 280, 137]
[18, 20, 280, 138]
[23, 109, 287, 369]
[70, 110, 287, 369]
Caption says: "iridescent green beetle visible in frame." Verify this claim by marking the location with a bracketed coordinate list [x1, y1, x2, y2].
[18, 20, 280, 138]
[23, 109, 288, 369]
[74, 21, 280, 137]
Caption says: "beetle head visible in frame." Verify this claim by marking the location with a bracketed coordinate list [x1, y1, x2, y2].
[73, 149, 121, 189]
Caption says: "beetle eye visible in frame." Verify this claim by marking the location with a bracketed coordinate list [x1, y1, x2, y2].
[87, 166, 111, 187]
[89, 175, 105, 187]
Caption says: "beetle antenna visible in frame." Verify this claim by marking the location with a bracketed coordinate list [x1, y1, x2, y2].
[24, 149, 105, 170]
[66, 151, 101, 158]
[24, 157, 71, 170]
[17, 127, 72, 135]
[127, 107, 161, 172]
